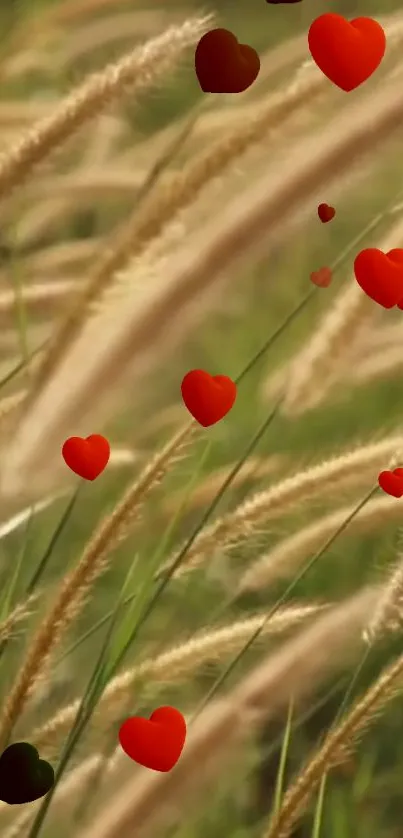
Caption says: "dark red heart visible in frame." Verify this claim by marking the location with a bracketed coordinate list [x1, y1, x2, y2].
[195, 29, 260, 94]
[181, 369, 237, 427]
[119, 706, 186, 773]
[378, 468, 403, 498]
[317, 203, 335, 223]
[354, 248, 403, 308]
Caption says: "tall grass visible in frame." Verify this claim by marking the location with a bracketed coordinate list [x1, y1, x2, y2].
[0, 2, 402, 838]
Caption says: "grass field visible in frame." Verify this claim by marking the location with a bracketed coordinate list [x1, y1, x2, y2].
[0, 1, 403, 836]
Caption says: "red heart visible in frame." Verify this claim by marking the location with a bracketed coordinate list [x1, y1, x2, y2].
[195, 29, 260, 94]
[378, 469, 403, 498]
[181, 369, 237, 427]
[62, 434, 110, 480]
[354, 248, 403, 308]
[317, 203, 335, 223]
[308, 14, 386, 92]
[310, 267, 332, 288]
[119, 706, 186, 772]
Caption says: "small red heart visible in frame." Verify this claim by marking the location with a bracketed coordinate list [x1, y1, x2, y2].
[317, 203, 335, 223]
[378, 469, 403, 498]
[354, 248, 403, 308]
[119, 706, 186, 772]
[308, 14, 386, 92]
[181, 369, 237, 427]
[195, 28, 260, 94]
[310, 267, 332, 288]
[62, 434, 110, 480]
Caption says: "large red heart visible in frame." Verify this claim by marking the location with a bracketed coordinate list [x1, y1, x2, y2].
[308, 14, 386, 92]
[181, 369, 237, 427]
[378, 469, 403, 498]
[62, 434, 110, 480]
[354, 248, 403, 308]
[195, 29, 260, 93]
[119, 706, 186, 772]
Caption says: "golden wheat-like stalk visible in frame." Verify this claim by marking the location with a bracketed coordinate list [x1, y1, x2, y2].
[162, 435, 403, 581]
[0, 15, 211, 201]
[281, 214, 403, 415]
[29, 602, 325, 751]
[75, 589, 377, 838]
[0, 421, 194, 747]
[27, 66, 327, 406]
[265, 646, 403, 838]
[239, 493, 401, 593]
[363, 554, 403, 643]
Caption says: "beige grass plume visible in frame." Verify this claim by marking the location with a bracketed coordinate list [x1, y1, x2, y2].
[280, 213, 403, 415]
[0, 420, 194, 749]
[25, 60, 328, 415]
[0, 14, 212, 201]
[239, 493, 402, 594]
[363, 554, 403, 643]
[74, 588, 378, 838]
[163, 434, 403, 581]
[29, 602, 325, 751]
[6, 65, 403, 496]
[265, 642, 403, 838]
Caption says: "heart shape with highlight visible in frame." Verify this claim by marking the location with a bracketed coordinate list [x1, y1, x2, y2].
[181, 369, 237, 427]
[378, 468, 403, 498]
[354, 248, 403, 308]
[308, 14, 386, 91]
[62, 434, 110, 480]
[119, 706, 186, 773]
[195, 28, 260, 93]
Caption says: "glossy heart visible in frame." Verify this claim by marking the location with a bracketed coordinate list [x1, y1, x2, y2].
[317, 203, 335, 223]
[310, 267, 332, 288]
[354, 248, 403, 308]
[62, 434, 110, 480]
[0, 742, 54, 804]
[378, 469, 403, 498]
[181, 369, 237, 427]
[308, 14, 386, 91]
[195, 28, 260, 93]
[119, 706, 186, 773]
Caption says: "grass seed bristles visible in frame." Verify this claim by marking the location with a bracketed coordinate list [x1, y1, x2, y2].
[0, 420, 194, 748]
[28, 67, 326, 404]
[29, 603, 326, 751]
[265, 646, 403, 838]
[282, 214, 403, 415]
[0, 15, 212, 201]
[239, 494, 401, 594]
[363, 555, 403, 643]
[75, 590, 377, 838]
[162, 435, 403, 580]
[0, 592, 38, 643]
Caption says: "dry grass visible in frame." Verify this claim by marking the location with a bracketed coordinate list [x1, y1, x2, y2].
[0, 4, 402, 838]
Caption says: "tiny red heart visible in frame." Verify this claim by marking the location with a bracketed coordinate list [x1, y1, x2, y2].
[317, 203, 335, 223]
[354, 248, 403, 308]
[119, 706, 186, 773]
[62, 434, 110, 480]
[310, 267, 332, 288]
[195, 28, 260, 94]
[308, 14, 386, 92]
[378, 469, 403, 498]
[181, 369, 237, 427]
